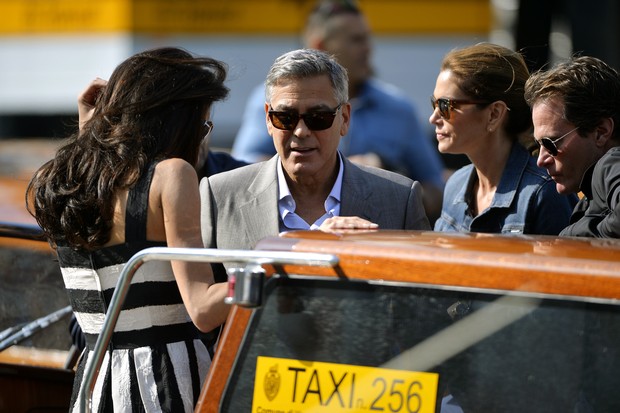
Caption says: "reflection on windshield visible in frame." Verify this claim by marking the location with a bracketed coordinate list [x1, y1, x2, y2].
[223, 277, 620, 413]
[382, 294, 541, 373]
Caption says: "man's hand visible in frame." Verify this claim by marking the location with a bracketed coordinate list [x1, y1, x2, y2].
[319, 216, 379, 233]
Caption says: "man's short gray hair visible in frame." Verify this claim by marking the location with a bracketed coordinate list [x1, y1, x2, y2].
[265, 48, 349, 105]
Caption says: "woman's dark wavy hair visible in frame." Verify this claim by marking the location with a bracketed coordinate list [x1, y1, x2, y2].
[26, 47, 229, 250]
[441, 43, 532, 142]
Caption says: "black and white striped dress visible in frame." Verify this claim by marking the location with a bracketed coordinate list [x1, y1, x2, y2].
[57, 162, 210, 412]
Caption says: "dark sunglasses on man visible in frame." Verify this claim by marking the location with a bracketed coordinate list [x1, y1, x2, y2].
[430, 96, 489, 120]
[535, 126, 579, 156]
[268, 104, 342, 131]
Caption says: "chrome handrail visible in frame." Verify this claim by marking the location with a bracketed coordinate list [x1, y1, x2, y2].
[78, 246, 339, 413]
[0, 221, 45, 241]
[0, 305, 73, 352]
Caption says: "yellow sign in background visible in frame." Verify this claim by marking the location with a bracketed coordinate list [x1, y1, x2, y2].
[253, 356, 439, 413]
[0, 0, 490, 35]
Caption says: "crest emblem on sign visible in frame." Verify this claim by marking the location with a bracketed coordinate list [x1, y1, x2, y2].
[264, 364, 280, 401]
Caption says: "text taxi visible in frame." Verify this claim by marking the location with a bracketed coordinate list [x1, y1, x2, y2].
[254, 356, 437, 412]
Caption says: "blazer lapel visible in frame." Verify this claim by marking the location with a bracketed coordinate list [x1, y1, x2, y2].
[340, 158, 380, 222]
[237, 156, 280, 249]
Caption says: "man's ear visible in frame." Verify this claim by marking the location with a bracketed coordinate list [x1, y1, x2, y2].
[339, 102, 352, 137]
[264, 102, 274, 136]
[595, 117, 615, 148]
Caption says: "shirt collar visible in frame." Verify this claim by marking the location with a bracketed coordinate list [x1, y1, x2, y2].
[460, 142, 529, 211]
[277, 153, 344, 229]
[581, 146, 620, 198]
[492, 142, 530, 208]
[578, 156, 602, 200]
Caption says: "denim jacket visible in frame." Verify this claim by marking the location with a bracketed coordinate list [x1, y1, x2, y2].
[434, 143, 578, 235]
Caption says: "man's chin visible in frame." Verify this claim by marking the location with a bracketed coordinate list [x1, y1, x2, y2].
[555, 181, 577, 195]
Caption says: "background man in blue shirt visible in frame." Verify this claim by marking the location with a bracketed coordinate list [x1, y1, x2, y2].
[231, 0, 445, 222]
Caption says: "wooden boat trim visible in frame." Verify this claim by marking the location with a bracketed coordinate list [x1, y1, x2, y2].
[195, 230, 620, 412]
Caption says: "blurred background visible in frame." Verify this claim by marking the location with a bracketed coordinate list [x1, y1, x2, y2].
[0, 0, 496, 146]
[2, 0, 619, 145]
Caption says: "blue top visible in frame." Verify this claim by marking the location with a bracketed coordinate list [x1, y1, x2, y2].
[201, 150, 248, 178]
[231, 80, 445, 188]
[434, 142, 578, 235]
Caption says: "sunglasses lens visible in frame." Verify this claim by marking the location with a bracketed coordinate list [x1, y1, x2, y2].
[540, 138, 559, 156]
[431, 97, 450, 119]
[438, 99, 451, 119]
[269, 112, 297, 130]
[304, 112, 336, 130]
[269, 111, 337, 131]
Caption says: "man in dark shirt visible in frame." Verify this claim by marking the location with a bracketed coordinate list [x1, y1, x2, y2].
[524, 56, 620, 238]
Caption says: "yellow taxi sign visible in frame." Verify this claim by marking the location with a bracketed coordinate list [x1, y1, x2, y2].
[253, 356, 439, 412]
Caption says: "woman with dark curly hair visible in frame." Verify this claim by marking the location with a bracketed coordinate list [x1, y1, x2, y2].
[27, 47, 230, 412]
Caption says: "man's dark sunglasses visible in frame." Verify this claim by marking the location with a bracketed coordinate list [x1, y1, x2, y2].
[431, 96, 489, 120]
[536, 126, 579, 156]
[268, 104, 342, 131]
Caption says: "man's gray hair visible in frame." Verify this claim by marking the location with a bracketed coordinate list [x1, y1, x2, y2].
[265, 48, 349, 105]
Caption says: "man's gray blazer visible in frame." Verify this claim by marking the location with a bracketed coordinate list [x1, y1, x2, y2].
[200, 155, 430, 251]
